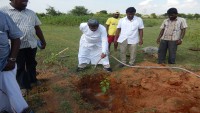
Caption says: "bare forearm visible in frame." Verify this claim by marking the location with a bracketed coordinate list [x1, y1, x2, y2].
[139, 29, 143, 40]
[35, 26, 46, 44]
[157, 29, 164, 39]
[10, 38, 20, 58]
[180, 28, 186, 39]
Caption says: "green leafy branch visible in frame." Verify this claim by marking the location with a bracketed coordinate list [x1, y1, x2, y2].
[100, 77, 110, 94]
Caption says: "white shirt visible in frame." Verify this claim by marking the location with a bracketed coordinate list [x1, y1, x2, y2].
[117, 16, 144, 44]
[0, 5, 42, 49]
[79, 23, 108, 53]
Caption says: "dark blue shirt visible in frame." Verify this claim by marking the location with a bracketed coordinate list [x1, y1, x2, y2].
[0, 11, 23, 71]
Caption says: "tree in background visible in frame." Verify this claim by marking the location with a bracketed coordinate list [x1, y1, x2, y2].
[150, 13, 157, 18]
[46, 6, 62, 16]
[99, 10, 108, 14]
[69, 6, 90, 16]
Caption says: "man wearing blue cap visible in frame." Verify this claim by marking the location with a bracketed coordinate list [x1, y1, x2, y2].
[77, 19, 112, 72]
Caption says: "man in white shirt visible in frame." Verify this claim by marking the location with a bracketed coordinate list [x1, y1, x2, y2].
[77, 19, 112, 72]
[114, 7, 144, 67]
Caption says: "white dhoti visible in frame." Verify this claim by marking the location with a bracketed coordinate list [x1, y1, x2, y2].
[0, 65, 28, 113]
[78, 45, 110, 68]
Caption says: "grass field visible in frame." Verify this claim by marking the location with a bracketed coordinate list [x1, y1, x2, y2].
[30, 19, 200, 112]
[37, 19, 200, 73]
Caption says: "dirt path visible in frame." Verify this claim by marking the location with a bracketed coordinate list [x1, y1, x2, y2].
[28, 62, 200, 113]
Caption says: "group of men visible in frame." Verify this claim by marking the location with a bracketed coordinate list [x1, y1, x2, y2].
[77, 7, 187, 72]
[0, 0, 187, 112]
[0, 0, 46, 112]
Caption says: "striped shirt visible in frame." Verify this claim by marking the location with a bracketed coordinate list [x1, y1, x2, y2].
[0, 5, 42, 49]
[160, 17, 188, 41]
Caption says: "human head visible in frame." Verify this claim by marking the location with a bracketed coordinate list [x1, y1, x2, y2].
[167, 8, 178, 20]
[113, 11, 120, 18]
[126, 7, 136, 20]
[87, 19, 99, 31]
[10, 0, 28, 11]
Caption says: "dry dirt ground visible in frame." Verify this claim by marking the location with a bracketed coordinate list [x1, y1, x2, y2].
[27, 61, 200, 113]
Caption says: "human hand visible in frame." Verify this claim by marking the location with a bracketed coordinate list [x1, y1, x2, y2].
[139, 39, 143, 45]
[156, 38, 160, 44]
[40, 41, 46, 49]
[101, 53, 106, 58]
[3, 60, 15, 71]
[176, 39, 182, 45]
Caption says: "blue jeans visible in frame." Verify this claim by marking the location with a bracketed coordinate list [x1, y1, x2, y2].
[158, 40, 177, 64]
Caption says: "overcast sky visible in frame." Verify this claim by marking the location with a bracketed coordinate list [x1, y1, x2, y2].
[0, 0, 199, 14]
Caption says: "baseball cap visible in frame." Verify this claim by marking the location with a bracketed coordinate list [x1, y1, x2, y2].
[114, 11, 120, 14]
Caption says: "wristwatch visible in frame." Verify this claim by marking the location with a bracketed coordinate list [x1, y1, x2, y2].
[8, 58, 16, 62]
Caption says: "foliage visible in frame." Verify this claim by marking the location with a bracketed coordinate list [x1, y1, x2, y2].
[143, 19, 161, 27]
[100, 77, 110, 94]
[39, 15, 108, 26]
[69, 6, 90, 16]
[188, 28, 200, 49]
[46, 6, 62, 16]
[150, 13, 157, 19]
[99, 10, 108, 14]
[136, 13, 142, 17]
[60, 101, 73, 113]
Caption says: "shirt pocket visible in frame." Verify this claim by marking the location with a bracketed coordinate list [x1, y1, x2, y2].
[0, 31, 8, 46]
[130, 22, 139, 31]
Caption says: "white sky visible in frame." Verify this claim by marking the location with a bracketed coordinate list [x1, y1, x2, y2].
[0, 0, 199, 14]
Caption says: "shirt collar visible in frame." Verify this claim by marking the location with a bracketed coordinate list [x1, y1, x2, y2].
[125, 16, 135, 21]
[167, 17, 178, 21]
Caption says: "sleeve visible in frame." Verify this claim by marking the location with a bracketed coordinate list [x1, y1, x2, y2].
[180, 18, 188, 29]
[79, 23, 87, 32]
[117, 19, 122, 28]
[101, 26, 108, 53]
[138, 17, 144, 29]
[34, 12, 42, 26]
[105, 18, 111, 25]
[160, 20, 166, 29]
[5, 14, 23, 39]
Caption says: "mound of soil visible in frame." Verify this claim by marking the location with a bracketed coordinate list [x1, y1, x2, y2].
[77, 62, 200, 113]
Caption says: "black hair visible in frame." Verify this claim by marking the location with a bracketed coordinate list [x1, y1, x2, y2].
[167, 8, 178, 14]
[126, 7, 136, 13]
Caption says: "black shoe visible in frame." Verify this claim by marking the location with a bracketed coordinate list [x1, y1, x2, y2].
[0, 110, 9, 113]
[104, 68, 112, 72]
[76, 67, 85, 72]
[21, 107, 34, 113]
[118, 64, 125, 68]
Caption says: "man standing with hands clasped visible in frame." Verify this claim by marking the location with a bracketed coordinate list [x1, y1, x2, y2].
[114, 7, 144, 67]
[156, 8, 187, 64]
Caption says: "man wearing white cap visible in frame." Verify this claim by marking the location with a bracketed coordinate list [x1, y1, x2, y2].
[77, 19, 112, 72]
[106, 11, 120, 51]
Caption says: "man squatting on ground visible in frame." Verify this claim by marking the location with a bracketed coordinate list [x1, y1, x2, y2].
[0, 0, 46, 94]
[77, 19, 112, 72]
[156, 8, 187, 64]
[0, 12, 33, 113]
